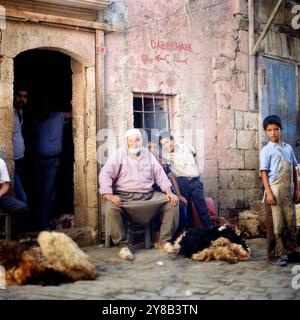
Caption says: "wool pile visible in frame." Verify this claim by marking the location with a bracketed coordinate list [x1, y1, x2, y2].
[177, 225, 251, 264]
[0, 231, 96, 285]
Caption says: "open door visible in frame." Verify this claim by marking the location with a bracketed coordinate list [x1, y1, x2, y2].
[258, 56, 299, 157]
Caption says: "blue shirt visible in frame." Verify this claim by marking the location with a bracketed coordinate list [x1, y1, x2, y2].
[13, 109, 25, 160]
[259, 141, 298, 183]
[32, 112, 65, 158]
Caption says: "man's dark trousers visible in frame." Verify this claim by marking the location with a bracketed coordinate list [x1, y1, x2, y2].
[33, 157, 60, 230]
[177, 176, 212, 229]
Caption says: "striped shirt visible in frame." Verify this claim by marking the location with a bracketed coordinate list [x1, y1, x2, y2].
[13, 109, 25, 160]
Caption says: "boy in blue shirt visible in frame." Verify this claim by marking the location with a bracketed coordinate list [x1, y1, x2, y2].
[260, 115, 300, 266]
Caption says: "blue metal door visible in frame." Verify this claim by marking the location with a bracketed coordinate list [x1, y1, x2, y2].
[259, 57, 299, 155]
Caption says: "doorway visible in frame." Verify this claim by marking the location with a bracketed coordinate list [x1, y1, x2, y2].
[258, 56, 299, 157]
[14, 49, 75, 231]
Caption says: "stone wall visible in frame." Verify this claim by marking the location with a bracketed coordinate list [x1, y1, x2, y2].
[103, 0, 263, 214]
[213, 1, 262, 212]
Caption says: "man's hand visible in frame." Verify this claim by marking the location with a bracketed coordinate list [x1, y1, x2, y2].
[103, 194, 122, 208]
[266, 191, 276, 205]
[0, 182, 9, 198]
[178, 195, 188, 206]
[166, 192, 179, 206]
[111, 195, 122, 207]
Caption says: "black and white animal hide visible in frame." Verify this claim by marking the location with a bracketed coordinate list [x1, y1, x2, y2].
[178, 226, 248, 258]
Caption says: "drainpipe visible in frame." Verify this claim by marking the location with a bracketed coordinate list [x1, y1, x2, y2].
[95, 12, 105, 243]
[248, 0, 256, 111]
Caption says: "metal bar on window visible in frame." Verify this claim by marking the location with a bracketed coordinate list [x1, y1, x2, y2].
[165, 94, 170, 130]
[152, 94, 156, 130]
[142, 92, 145, 129]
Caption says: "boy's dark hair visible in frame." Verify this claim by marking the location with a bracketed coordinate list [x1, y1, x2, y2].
[158, 131, 174, 145]
[263, 115, 282, 130]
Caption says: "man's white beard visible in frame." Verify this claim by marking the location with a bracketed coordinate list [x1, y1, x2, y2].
[128, 146, 141, 155]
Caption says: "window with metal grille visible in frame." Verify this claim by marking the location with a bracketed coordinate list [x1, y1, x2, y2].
[133, 93, 173, 141]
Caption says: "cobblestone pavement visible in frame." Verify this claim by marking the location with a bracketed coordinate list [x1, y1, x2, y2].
[1, 238, 300, 300]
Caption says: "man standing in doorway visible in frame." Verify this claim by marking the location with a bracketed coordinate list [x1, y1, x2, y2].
[31, 94, 71, 230]
[13, 87, 28, 204]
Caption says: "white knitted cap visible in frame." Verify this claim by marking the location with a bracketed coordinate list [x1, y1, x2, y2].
[125, 129, 142, 138]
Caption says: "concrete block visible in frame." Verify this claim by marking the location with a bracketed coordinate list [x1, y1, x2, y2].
[245, 150, 259, 169]
[235, 111, 244, 129]
[232, 0, 242, 15]
[244, 112, 258, 130]
[237, 130, 258, 149]
[219, 149, 244, 169]
[236, 52, 248, 73]
[216, 91, 231, 109]
[234, 72, 247, 91]
[218, 108, 235, 129]
[243, 188, 264, 208]
[212, 56, 228, 70]
[219, 170, 239, 190]
[219, 170, 256, 190]
[231, 91, 249, 111]
[74, 207, 87, 227]
[296, 204, 300, 228]
[212, 68, 232, 83]
[238, 30, 249, 54]
[239, 170, 257, 189]
[202, 159, 218, 178]
[87, 207, 98, 230]
[219, 189, 244, 209]
[0, 56, 14, 83]
[218, 128, 236, 150]
[201, 177, 218, 200]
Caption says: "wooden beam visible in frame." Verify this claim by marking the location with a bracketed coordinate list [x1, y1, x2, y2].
[34, 0, 109, 11]
[251, 0, 284, 56]
[248, 0, 257, 110]
[5, 8, 123, 33]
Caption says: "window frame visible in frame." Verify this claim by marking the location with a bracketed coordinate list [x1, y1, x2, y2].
[132, 93, 174, 134]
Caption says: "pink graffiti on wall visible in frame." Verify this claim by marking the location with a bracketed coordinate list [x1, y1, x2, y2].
[151, 40, 191, 65]
[151, 40, 192, 52]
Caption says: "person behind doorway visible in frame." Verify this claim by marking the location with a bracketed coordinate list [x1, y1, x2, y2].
[260, 115, 300, 266]
[0, 156, 29, 238]
[159, 131, 212, 230]
[13, 87, 28, 204]
[30, 95, 70, 231]
[99, 129, 179, 261]
[147, 141, 188, 239]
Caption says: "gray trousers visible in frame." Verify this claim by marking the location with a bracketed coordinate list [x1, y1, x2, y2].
[103, 191, 179, 245]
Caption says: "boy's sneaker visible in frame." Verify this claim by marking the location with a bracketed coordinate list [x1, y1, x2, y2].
[270, 257, 287, 267]
[287, 252, 300, 263]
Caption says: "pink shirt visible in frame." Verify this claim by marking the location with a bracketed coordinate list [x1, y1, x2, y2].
[99, 147, 172, 194]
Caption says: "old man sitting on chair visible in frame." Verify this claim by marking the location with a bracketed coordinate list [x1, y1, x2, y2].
[99, 129, 179, 260]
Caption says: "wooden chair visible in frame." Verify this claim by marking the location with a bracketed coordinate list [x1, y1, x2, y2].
[105, 210, 153, 249]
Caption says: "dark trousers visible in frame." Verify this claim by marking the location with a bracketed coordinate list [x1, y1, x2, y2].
[0, 195, 29, 235]
[172, 201, 187, 240]
[0, 195, 28, 216]
[177, 176, 212, 229]
[14, 158, 28, 204]
[33, 157, 60, 230]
